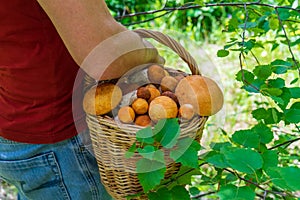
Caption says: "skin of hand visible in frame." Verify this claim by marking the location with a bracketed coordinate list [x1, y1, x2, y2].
[37, 0, 163, 80]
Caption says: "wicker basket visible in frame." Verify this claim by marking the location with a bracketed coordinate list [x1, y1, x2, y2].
[84, 29, 208, 200]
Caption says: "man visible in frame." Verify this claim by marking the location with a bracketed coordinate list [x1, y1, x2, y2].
[0, 0, 161, 199]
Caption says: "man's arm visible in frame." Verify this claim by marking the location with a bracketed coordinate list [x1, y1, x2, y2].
[37, 0, 160, 80]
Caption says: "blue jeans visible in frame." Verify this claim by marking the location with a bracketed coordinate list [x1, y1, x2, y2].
[0, 132, 112, 200]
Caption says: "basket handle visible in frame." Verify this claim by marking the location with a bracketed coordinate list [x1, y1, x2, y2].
[133, 29, 201, 76]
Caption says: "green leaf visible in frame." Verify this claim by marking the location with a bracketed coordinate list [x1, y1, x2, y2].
[284, 108, 300, 123]
[136, 158, 166, 173]
[170, 185, 190, 200]
[252, 108, 282, 124]
[217, 49, 230, 57]
[232, 129, 260, 148]
[253, 65, 272, 80]
[238, 22, 257, 29]
[289, 87, 300, 99]
[205, 152, 228, 168]
[271, 59, 292, 74]
[236, 70, 255, 83]
[224, 41, 238, 49]
[171, 148, 200, 168]
[270, 108, 281, 124]
[290, 78, 299, 85]
[291, 38, 300, 47]
[136, 126, 154, 145]
[125, 143, 137, 159]
[153, 118, 180, 148]
[137, 146, 165, 163]
[278, 8, 291, 20]
[210, 142, 232, 151]
[290, 102, 300, 109]
[271, 43, 279, 51]
[261, 87, 283, 96]
[244, 39, 256, 52]
[270, 96, 285, 105]
[148, 187, 172, 200]
[228, 18, 239, 30]
[194, 0, 205, 6]
[268, 78, 285, 88]
[252, 108, 267, 120]
[136, 158, 166, 192]
[242, 79, 264, 93]
[189, 187, 200, 196]
[225, 173, 238, 183]
[218, 185, 255, 200]
[174, 166, 200, 185]
[262, 150, 278, 170]
[267, 167, 300, 191]
[269, 18, 279, 30]
[223, 147, 263, 174]
[252, 123, 274, 144]
[262, 20, 270, 32]
[170, 138, 201, 168]
[277, 87, 292, 108]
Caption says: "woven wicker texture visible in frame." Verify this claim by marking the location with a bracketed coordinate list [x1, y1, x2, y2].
[84, 29, 208, 200]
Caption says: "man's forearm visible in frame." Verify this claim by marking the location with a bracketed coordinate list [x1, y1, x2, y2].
[37, 0, 126, 65]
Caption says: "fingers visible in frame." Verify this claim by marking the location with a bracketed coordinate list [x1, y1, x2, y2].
[142, 39, 165, 65]
[155, 55, 166, 65]
[81, 29, 165, 80]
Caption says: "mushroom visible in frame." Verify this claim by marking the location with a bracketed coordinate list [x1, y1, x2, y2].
[83, 83, 122, 115]
[148, 96, 178, 122]
[175, 75, 224, 116]
[135, 115, 152, 127]
[118, 106, 135, 124]
[131, 98, 149, 115]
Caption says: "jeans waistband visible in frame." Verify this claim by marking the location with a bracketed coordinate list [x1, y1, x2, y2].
[0, 136, 19, 144]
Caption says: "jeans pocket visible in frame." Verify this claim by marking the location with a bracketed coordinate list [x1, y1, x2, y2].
[0, 151, 70, 200]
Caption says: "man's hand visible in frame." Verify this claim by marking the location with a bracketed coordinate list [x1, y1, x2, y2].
[81, 30, 164, 80]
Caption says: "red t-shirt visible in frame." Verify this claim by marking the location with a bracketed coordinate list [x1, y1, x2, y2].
[0, 1, 86, 143]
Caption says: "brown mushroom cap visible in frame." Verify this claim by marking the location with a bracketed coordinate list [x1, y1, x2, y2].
[83, 83, 122, 115]
[118, 106, 135, 124]
[132, 98, 149, 115]
[175, 75, 223, 116]
[135, 115, 152, 127]
[147, 64, 166, 84]
[149, 96, 178, 121]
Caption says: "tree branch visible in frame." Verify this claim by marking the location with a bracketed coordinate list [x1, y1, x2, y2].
[115, 2, 300, 21]
[268, 137, 300, 150]
[274, 7, 300, 76]
[295, 124, 300, 133]
[160, 162, 207, 188]
[250, 50, 261, 65]
[224, 168, 288, 198]
[122, 10, 173, 26]
[191, 191, 216, 199]
[116, 1, 300, 77]
[238, 4, 260, 92]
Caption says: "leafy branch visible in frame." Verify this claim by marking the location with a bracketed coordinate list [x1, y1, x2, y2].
[274, 7, 300, 75]
[126, 118, 202, 199]
[115, 1, 300, 21]
[116, 1, 300, 199]
[224, 168, 288, 198]
[238, 3, 261, 92]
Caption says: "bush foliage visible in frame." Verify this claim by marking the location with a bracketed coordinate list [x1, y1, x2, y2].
[106, 0, 300, 199]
